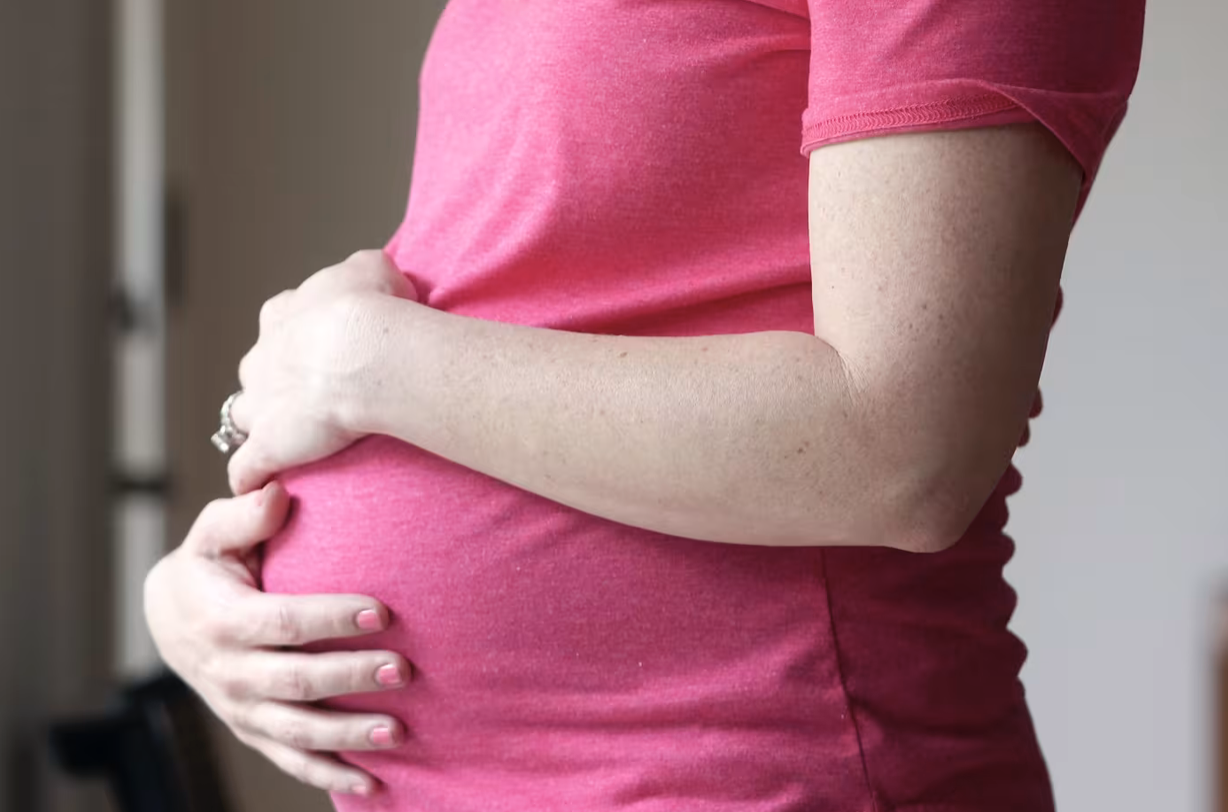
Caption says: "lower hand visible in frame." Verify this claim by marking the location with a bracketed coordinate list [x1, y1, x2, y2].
[144, 482, 413, 796]
[227, 249, 418, 494]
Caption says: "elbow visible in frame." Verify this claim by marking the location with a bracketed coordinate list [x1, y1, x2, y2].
[890, 515, 971, 555]
[864, 464, 997, 555]
[837, 411, 1016, 555]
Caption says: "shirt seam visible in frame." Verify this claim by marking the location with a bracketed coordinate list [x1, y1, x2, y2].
[818, 548, 883, 812]
[801, 92, 1021, 151]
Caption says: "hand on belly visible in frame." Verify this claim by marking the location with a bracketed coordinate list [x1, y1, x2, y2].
[261, 436, 843, 786]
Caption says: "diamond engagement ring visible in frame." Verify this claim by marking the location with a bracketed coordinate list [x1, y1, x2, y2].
[211, 391, 249, 454]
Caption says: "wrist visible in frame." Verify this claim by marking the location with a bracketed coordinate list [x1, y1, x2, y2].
[334, 293, 431, 440]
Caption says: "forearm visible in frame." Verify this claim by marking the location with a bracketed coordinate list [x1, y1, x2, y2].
[349, 298, 927, 549]
[234, 131, 1069, 551]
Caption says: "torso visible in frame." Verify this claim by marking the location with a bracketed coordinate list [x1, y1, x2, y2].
[262, 2, 1053, 809]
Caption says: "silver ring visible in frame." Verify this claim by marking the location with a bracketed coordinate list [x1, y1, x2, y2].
[211, 391, 249, 454]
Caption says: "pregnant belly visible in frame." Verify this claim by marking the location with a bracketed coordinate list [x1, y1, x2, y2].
[260, 436, 869, 811]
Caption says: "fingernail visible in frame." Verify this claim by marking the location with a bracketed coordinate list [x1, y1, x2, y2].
[351, 784, 371, 797]
[376, 664, 404, 687]
[255, 481, 276, 508]
[356, 609, 383, 631]
[370, 726, 397, 747]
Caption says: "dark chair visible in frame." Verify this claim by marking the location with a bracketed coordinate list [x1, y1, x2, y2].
[49, 671, 234, 812]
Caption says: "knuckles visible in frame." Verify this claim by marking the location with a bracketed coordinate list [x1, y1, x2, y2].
[237, 350, 254, 387]
[213, 660, 253, 702]
[142, 556, 169, 612]
[222, 698, 254, 737]
[277, 664, 316, 701]
[267, 602, 306, 647]
[258, 290, 294, 331]
[277, 718, 313, 751]
[195, 595, 238, 648]
[349, 657, 374, 693]
[348, 248, 384, 265]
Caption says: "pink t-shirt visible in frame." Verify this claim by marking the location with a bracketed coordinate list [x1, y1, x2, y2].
[261, 2, 1143, 810]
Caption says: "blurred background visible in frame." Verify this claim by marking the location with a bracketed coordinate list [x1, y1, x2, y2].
[0, 0, 1224, 810]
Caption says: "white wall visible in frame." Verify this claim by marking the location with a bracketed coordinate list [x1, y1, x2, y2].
[1006, 2, 1228, 810]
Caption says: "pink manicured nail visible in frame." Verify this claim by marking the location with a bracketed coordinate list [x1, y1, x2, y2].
[376, 664, 404, 687]
[355, 609, 383, 631]
[370, 726, 396, 747]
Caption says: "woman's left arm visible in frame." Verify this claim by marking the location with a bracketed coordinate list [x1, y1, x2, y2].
[230, 124, 1081, 553]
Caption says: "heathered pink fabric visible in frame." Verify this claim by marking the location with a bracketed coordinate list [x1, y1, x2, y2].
[260, 2, 1143, 809]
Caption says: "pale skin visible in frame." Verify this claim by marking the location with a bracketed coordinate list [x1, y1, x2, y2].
[144, 124, 1082, 795]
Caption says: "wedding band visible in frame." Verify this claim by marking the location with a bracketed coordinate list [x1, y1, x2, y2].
[210, 391, 249, 454]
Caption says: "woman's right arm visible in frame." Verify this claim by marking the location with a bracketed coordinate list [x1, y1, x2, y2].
[144, 482, 411, 797]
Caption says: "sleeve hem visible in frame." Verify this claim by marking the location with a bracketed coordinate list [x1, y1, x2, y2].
[801, 84, 1130, 219]
[800, 92, 1022, 153]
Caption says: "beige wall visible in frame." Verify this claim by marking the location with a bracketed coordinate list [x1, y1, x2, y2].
[0, 1, 114, 810]
[165, 2, 446, 809]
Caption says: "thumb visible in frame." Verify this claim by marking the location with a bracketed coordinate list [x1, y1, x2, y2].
[228, 431, 285, 496]
[187, 482, 291, 558]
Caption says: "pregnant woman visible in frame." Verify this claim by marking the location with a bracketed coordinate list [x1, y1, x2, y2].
[145, 2, 1144, 810]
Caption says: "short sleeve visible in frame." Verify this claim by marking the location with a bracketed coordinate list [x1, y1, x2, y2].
[800, 0, 1145, 213]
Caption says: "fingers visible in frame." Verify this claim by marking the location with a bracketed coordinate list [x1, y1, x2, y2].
[346, 248, 390, 268]
[259, 290, 295, 332]
[231, 591, 393, 648]
[236, 701, 405, 754]
[228, 436, 279, 496]
[187, 483, 290, 556]
[341, 249, 401, 288]
[368, 251, 418, 301]
[300, 249, 417, 301]
[233, 650, 411, 702]
[228, 390, 253, 435]
[244, 735, 379, 797]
